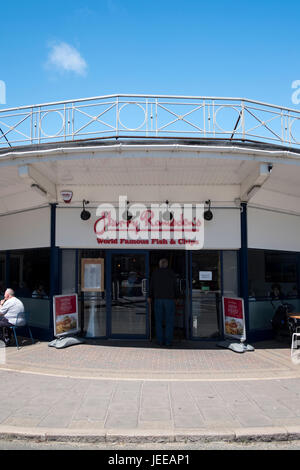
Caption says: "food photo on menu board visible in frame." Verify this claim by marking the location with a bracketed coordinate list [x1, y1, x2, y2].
[53, 294, 78, 336]
[222, 297, 245, 339]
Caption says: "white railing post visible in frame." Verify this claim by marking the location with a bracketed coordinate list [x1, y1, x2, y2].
[30, 108, 33, 145]
[63, 104, 66, 141]
[116, 96, 119, 137]
[72, 103, 75, 140]
[145, 98, 148, 136]
[38, 107, 41, 144]
[241, 100, 245, 140]
[203, 99, 206, 137]
[155, 98, 158, 137]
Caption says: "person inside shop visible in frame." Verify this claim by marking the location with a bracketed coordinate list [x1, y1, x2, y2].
[16, 281, 31, 298]
[0, 288, 25, 345]
[270, 283, 284, 300]
[148, 258, 178, 347]
[288, 285, 298, 298]
[127, 271, 138, 296]
[32, 284, 47, 299]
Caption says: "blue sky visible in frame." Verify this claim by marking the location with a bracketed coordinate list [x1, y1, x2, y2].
[1, 0, 300, 109]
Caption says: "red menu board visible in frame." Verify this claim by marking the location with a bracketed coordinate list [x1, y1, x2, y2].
[53, 294, 78, 337]
[222, 297, 245, 340]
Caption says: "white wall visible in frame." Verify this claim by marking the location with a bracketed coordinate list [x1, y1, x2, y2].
[248, 207, 300, 251]
[56, 208, 99, 248]
[0, 207, 50, 250]
[203, 208, 240, 249]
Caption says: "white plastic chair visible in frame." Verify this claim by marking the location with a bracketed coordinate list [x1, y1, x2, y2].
[291, 326, 300, 351]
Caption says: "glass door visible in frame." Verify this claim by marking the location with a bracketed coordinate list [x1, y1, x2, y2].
[79, 250, 107, 338]
[149, 251, 188, 341]
[108, 251, 149, 338]
[190, 251, 221, 339]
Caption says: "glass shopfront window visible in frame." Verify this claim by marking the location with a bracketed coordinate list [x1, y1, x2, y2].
[59, 248, 242, 340]
[110, 252, 148, 337]
[248, 249, 300, 331]
[7, 248, 51, 329]
[0, 253, 5, 295]
[78, 249, 106, 338]
[248, 250, 299, 300]
[61, 250, 77, 294]
[222, 251, 239, 298]
[10, 249, 50, 298]
[191, 251, 221, 338]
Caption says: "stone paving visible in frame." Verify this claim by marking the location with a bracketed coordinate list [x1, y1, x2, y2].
[1, 339, 300, 442]
[1, 339, 298, 379]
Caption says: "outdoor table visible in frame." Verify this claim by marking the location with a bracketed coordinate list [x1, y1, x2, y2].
[288, 313, 300, 320]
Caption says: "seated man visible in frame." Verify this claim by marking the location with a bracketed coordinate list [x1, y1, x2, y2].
[0, 288, 25, 345]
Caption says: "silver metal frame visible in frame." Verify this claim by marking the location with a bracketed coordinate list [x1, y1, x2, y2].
[1, 94, 300, 148]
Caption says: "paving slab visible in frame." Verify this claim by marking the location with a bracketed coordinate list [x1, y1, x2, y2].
[0, 339, 300, 443]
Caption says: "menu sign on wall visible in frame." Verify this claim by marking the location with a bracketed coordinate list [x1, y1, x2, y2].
[222, 297, 246, 341]
[199, 271, 212, 281]
[53, 294, 78, 337]
[81, 258, 104, 292]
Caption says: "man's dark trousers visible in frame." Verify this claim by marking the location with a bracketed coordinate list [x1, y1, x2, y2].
[154, 299, 175, 345]
[0, 317, 13, 341]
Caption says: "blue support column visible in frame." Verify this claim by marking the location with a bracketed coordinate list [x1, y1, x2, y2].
[49, 203, 59, 338]
[240, 202, 250, 337]
[220, 251, 224, 339]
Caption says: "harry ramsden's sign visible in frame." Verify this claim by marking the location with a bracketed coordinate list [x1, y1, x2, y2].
[93, 201, 205, 250]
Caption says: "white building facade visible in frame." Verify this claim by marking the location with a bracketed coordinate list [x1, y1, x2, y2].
[0, 95, 300, 341]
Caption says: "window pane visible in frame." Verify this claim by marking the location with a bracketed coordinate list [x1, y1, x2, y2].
[10, 249, 50, 298]
[222, 251, 238, 297]
[62, 250, 76, 294]
[0, 253, 5, 294]
[248, 250, 299, 299]
[191, 251, 221, 338]
[79, 249, 106, 337]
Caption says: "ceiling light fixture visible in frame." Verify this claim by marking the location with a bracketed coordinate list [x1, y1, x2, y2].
[204, 200, 213, 221]
[80, 199, 91, 221]
[122, 201, 133, 222]
[162, 200, 174, 222]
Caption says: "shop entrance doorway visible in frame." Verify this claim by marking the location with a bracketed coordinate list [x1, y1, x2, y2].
[149, 251, 188, 341]
[190, 251, 221, 339]
[107, 251, 149, 338]
[81, 249, 223, 340]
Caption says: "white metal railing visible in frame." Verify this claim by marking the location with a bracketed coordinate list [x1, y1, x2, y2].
[1, 93, 300, 148]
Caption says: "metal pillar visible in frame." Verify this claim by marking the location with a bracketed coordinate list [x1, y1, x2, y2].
[49, 203, 59, 337]
[240, 202, 249, 337]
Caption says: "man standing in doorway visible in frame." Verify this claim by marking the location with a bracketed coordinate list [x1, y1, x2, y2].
[148, 258, 178, 346]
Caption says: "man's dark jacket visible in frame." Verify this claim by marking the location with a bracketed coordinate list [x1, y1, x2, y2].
[149, 268, 178, 299]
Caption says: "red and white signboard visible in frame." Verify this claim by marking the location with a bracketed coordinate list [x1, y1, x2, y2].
[93, 205, 205, 250]
[53, 294, 79, 337]
[222, 296, 246, 341]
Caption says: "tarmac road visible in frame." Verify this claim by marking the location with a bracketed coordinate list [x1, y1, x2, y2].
[1, 438, 300, 450]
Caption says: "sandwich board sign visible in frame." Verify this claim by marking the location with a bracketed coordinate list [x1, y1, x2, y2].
[222, 296, 246, 341]
[53, 294, 79, 337]
[217, 297, 254, 353]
